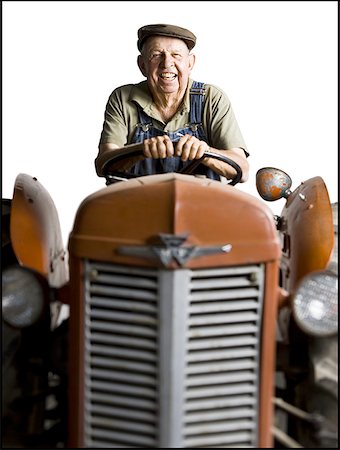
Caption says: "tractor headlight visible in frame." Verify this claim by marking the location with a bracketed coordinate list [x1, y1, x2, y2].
[292, 270, 338, 337]
[2, 266, 48, 328]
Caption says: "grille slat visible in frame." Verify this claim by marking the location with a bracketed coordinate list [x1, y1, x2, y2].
[189, 311, 259, 326]
[90, 297, 157, 314]
[89, 392, 156, 411]
[190, 288, 261, 301]
[191, 278, 259, 289]
[88, 263, 157, 277]
[88, 416, 156, 435]
[188, 323, 258, 338]
[186, 372, 256, 387]
[185, 407, 255, 423]
[188, 336, 257, 350]
[192, 266, 261, 277]
[90, 403, 156, 422]
[91, 273, 157, 289]
[184, 430, 254, 447]
[90, 356, 156, 374]
[185, 419, 256, 436]
[89, 380, 157, 399]
[185, 395, 256, 412]
[89, 285, 157, 301]
[186, 358, 256, 375]
[90, 428, 156, 447]
[90, 332, 157, 351]
[90, 368, 156, 386]
[89, 345, 157, 362]
[90, 320, 157, 338]
[189, 299, 260, 313]
[186, 383, 257, 399]
[187, 347, 257, 363]
[89, 309, 157, 326]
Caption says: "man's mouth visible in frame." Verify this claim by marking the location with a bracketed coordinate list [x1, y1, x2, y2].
[159, 72, 177, 80]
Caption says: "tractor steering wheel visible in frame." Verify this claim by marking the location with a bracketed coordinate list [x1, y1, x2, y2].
[102, 145, 243, 186]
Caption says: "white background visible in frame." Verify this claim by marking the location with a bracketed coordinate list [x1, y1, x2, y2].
[3, 1, 338, 246]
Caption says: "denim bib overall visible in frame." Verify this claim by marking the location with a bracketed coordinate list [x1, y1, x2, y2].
[130, 81, 220, 180]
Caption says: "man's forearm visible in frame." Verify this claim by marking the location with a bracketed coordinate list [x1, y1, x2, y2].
[95, 143, 144, 176]
[202, 147, 249, 182]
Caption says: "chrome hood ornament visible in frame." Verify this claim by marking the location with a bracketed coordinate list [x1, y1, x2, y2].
[118, 233, 232, 267]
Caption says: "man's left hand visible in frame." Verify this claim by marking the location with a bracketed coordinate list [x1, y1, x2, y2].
[175, 135, 209, 161]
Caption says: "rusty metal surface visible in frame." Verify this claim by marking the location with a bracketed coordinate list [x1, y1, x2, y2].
[10, 173, 69, 288]
[259, 262, 281, 448]
[67, 258, 86, 448]
[256, 167, 292, 201]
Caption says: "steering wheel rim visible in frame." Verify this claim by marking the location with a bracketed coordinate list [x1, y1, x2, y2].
[102, 146, 243, 186]
[179, 150, 242, 185]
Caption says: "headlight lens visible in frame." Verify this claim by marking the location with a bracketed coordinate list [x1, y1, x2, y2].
[2, 266, 47, 328]
[293, 270, 338, 337]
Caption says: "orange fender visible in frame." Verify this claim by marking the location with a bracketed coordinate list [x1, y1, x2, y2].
[10, 174, 69, 288]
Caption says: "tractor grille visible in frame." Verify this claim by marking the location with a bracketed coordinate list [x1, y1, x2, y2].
[83, 261, 264, 448]
[184, 267, 263, 448]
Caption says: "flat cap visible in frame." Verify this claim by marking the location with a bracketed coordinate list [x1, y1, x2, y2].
[137, 24, 196, 51]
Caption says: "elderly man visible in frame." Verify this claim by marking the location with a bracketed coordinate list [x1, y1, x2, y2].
[95, 24, 249, 182]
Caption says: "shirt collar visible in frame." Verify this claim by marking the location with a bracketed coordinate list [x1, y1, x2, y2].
[129, 78, 194, 117]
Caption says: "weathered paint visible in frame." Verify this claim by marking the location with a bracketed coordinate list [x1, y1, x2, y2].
[10, 173, 69, 288]
[69, 173, 281, 268]
[256, 168, 292, 201]
[279, 176, 334, 292]
[67, 173, 281, 448]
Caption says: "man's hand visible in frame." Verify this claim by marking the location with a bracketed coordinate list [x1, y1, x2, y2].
[141, 134, 249, 182]
[143, 135, 175, 158]
[143, 134, 208, 160]
[175, 134, 209, 160]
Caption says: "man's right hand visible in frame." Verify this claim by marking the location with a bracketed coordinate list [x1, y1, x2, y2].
[143, 135, 175, 159]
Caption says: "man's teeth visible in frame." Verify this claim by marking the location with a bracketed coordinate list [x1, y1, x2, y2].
[160, 73, 176, 79]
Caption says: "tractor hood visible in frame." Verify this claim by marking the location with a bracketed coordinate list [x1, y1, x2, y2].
[68, 174, 280, 268]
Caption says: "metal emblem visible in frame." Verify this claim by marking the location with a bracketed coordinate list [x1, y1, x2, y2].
[117, 233, 232, 267]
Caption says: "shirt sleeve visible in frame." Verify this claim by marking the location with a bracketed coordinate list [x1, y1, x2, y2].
[99, 87, 130, 147]
[204, 84, 249, 156]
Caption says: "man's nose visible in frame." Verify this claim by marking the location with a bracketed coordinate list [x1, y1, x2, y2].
[161, 52, 175, 68]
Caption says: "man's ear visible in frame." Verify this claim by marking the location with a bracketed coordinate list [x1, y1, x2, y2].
[137, 54, 147, 77]
[188, 53, 196, 74]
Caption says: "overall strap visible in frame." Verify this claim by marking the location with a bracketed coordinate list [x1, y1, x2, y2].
[132, 102, 165, 144]
[188, 81, 206, 130]
[135, 103, 153, 133]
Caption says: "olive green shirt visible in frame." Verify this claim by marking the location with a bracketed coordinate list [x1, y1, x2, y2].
[99, 78, 248, 154]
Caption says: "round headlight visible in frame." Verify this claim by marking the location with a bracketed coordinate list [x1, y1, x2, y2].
[293, 270, 338, 337]
[2, 266, 47, 328]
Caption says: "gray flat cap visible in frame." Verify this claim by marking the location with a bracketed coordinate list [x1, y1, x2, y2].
[137, 24, 196, 51]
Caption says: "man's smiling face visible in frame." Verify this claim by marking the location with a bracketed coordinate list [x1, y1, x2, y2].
[138, 36, 195, 98]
